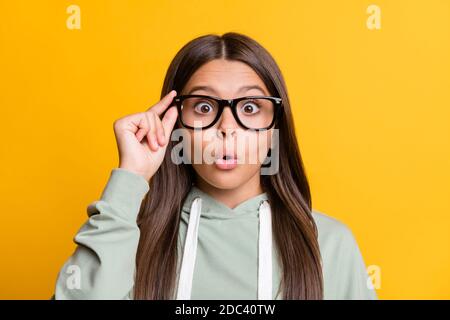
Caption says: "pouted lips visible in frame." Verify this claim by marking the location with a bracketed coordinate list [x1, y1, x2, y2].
[214, 154, 238, 170]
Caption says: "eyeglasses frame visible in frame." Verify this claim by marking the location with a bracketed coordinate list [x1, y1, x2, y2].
[172, 94, 283, 130]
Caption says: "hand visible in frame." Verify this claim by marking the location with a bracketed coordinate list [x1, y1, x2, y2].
[113, 90, 178, 181]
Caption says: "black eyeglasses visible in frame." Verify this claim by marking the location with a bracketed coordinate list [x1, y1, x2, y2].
[172, 94, 283, 130]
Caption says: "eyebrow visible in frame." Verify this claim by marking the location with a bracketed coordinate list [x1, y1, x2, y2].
[187, 85, 267, 96]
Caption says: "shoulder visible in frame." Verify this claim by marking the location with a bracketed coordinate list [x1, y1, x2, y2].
[311, 209, 378, 299]
[310, 209, 363, 277]
[311, 209, 357, 248]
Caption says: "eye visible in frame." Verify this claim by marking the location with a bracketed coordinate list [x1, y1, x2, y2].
[194, 101, 214, 114]
[240, 101, 260, 115]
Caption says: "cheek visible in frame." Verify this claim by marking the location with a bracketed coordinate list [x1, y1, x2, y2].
[183, 130, 216, 164]
[241, 130, 272, 165]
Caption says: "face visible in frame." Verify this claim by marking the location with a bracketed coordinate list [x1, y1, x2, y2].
[178, 59, 274, 190]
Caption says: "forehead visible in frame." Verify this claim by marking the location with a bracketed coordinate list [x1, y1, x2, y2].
[182, 59, 270, 97]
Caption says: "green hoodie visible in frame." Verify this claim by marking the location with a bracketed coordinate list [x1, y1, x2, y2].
[53, 168, 378, 300]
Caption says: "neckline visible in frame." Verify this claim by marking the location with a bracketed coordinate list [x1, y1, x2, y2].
[181, 186, 269, 219]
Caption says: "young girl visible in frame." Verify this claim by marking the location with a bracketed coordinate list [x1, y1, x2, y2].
[53, 32, 377, 300]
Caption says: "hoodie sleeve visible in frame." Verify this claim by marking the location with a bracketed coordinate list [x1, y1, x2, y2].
[53, 168, 149, 300]
[333, 225, 378, 300]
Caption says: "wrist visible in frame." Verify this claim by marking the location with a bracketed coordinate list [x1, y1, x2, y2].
[118, 165, 151, 181]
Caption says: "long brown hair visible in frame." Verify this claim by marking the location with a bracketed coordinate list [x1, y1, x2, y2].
[134, 32, 323, 299]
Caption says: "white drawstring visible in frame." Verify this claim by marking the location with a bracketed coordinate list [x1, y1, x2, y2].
[257, 200, 273, 300]
[176, 197, 202, 300]
[176, 196, 273, 300]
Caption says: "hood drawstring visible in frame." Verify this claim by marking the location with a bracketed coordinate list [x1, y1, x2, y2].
[176, 196, 273, 300]
[257, 200, 273, 300]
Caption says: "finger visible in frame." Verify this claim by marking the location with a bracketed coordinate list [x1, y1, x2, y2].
[146, 90, 177, 116]
[135, 114, 149, 142]
[161, 106, 179, 139]
[114, 112, 146, 135]
[154, 114, 166, 146]
[146, 113, 159, 151]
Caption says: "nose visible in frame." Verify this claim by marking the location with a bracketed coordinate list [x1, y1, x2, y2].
[217, 107, 238, 138]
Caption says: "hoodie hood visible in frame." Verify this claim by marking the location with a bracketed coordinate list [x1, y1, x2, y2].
[176, 186, 273, 300]
[182, 186, 270, 219]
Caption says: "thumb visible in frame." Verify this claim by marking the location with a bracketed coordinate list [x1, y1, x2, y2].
[161, 106, 178, 140]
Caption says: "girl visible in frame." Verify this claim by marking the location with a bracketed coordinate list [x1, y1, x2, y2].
[53, 32, 377, 300]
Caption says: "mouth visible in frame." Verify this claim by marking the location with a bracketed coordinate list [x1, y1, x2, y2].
[214, 153, 238, 170]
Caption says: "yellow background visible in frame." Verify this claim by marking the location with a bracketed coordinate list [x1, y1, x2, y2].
[1, 0, 449, 299]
